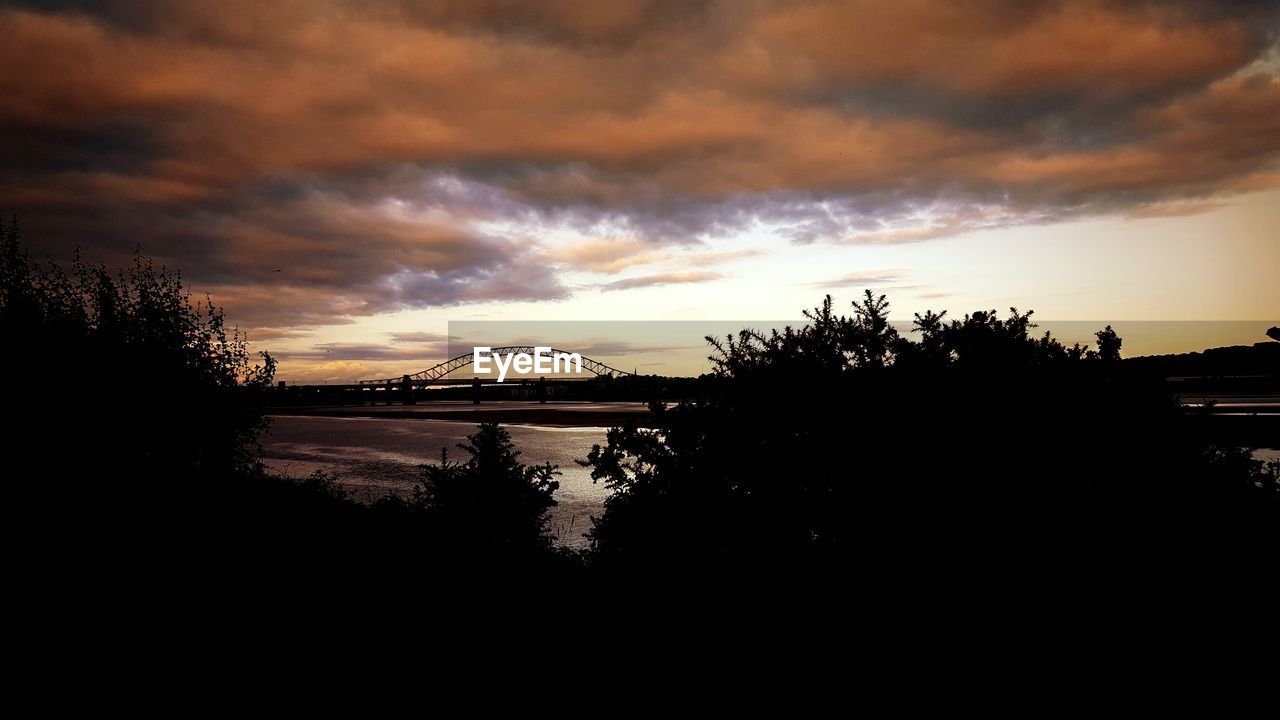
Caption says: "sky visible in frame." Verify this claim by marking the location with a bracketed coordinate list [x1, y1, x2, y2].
[1, 0, 1277, 382]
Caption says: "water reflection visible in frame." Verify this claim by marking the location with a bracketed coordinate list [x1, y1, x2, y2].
[262, 415, 609, 549]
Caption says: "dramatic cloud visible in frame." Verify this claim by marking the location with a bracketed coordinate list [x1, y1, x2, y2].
[2, 0, 1278, 335]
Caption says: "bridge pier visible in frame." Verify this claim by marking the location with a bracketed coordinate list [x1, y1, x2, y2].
[402, 374, 416, 405]
[473, 376, 481, 404]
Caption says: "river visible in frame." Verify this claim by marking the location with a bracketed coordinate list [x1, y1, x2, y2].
[262, 414, 610, 549]
[262, 412, 1279, 551]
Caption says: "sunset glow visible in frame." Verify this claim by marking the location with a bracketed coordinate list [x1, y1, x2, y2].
[2, 1, 1276, 382]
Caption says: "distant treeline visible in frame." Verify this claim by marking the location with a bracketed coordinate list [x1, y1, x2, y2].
[1125, 342, 1279, 379]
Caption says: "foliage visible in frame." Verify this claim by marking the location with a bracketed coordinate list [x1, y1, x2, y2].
[363, 423, 564, 559]
[0, 215, 275, 477]
[409, 422, 561, 553]
[585, 291, 1274, 575]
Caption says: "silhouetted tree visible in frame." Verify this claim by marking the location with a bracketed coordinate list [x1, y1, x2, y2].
[412, 422, 561, 554]
[1096, 325, 1122, 362]
[845, 290, 898, 369]
[2, 222, 584, 666]
[0, 215, 276, 481]
[584, 292, 1274, 580]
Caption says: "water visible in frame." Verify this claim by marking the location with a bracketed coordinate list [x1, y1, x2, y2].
[262, 415, 610, 549]
[262, 414, 1279, 551]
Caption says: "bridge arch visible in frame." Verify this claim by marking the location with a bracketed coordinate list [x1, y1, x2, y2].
[357, 346, 631, 386]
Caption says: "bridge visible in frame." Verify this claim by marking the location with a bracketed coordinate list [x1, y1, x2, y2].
[274, 346, 633, 406]
[356, 346, 631, 387]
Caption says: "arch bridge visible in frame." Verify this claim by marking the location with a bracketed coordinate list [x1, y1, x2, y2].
[357, 346, 631, 388]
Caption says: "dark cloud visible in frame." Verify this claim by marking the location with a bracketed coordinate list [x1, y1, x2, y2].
[372, 0, 720, 49]
[1, 0, 1277, 332]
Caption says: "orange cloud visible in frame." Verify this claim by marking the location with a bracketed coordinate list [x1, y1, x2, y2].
[0, 0, 1276, 334]
[747, 0, 1260, 98]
